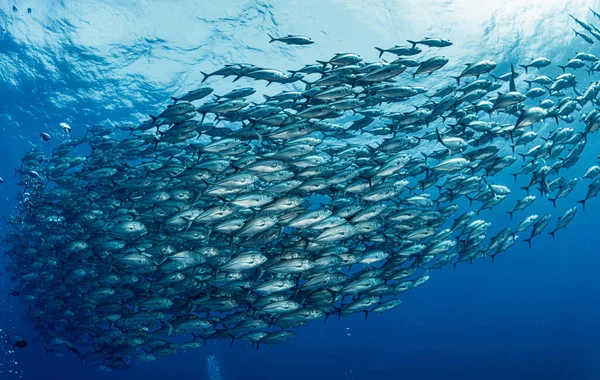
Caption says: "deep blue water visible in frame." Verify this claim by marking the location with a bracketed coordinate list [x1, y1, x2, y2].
[2, 1, 600, 379]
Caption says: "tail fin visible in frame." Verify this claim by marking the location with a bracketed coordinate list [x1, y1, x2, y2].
[558, 65, 566, 73]
[451, 76, 461, 86]
[506, 211, 514, 220]
[435, 127, 444, 145]
[268, 33, 277, 43]
[548, 230, 556, 241]
[523, 238, 532, 248]
[316, 60, 329, 69]
[407, 40, 417, 48]
[170, 96, 179, 103]
[509, 63, 517, 92]
[519, 64, 529, 74]
[577, 199, 587, 211]
[200, 71, 210, 83]
[375, 47, 385, 58]
[524, 79, 533, 89]
[548, 198, 556, 208]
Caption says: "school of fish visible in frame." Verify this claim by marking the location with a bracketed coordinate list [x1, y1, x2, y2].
[4, 9, 600, 371]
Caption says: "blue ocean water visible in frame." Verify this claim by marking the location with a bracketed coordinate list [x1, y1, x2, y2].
[1, 1, 600, 379]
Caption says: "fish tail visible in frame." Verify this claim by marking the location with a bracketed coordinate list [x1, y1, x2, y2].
[268, 33, 277, 43]
[548, 231, 556, 241]
[435, 127, 443, 144]
[170, 96, 178, 103]
[200, 71, 210, 83]
[549, 198, 556, 208]
[316, 60, 329, 69]
[519, 64, 529, 74]
[558, 65, 566, 73]
[450, 75, 461, 86]
[577, 199, 586, 211]
[406, 40, 417, 48]
[375, 47, 385, 58]
[465, 195, 474, 207]
[523, 238, 532, 248]
[506, 211, 514, 220]
[536, 187, 544, 197]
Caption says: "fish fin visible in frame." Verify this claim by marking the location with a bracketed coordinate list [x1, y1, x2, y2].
[375, 47, 385, 58]
[509, 63, 517, 92]
[465, 195, 474, 207]
[519, 64, 529, 74]
[200, 71, 210, 83]
[406, 40, 417, 48]
[316, 60, 329, 69]
[268, 33, 277, 43]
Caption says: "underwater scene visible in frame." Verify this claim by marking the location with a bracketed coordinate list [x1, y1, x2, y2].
[1, 1, 600, 379]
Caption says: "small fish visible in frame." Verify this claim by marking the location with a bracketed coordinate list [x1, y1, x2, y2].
[268, 34, 314, 45]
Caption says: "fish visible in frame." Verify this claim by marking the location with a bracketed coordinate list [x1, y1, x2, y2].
[375, 45, 422, 58]
[452, 60, 497, 85]
[407, 37, 453, 48]
[548, 207, 578, 240]
[268, 34, 315, 45]
[520, 57, 551, 73]
[3, 12, 599, 370]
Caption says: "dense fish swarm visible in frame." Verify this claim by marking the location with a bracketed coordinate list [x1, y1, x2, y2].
[4, 11, 600, 371]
